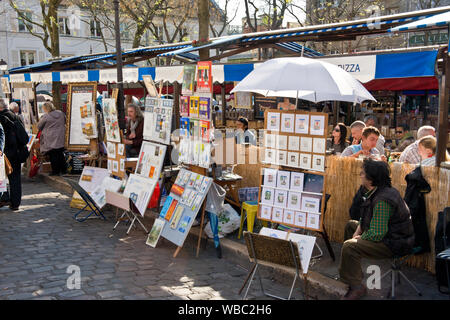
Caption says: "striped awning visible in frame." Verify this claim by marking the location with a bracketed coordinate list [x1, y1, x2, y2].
[389, 11, 450, 32]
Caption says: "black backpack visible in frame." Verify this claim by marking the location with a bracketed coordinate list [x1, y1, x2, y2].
[14, 119, 30, 163]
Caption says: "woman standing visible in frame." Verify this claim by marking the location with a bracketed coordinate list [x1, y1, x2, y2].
[37, 101, 66, 176]
[123, 103, 144, 157]
[327, 123, 349, 155]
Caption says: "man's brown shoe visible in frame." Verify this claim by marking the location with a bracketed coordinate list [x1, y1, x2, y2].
[341, 285, 367, 300]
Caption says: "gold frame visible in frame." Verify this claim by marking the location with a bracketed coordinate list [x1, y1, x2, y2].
[65, 82, 98, 151]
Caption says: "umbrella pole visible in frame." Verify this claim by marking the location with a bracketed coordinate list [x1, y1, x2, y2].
[295, 90, 298, 109]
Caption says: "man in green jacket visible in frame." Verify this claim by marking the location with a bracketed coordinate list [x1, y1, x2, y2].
[339, 159, 414, 300]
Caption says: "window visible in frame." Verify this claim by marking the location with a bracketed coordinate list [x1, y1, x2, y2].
[18, 11, 33, 32]
[20, 50, 35, 66]
[59, 17, 71, 35]
[154, 25, 164, 41]
[120, 23, 130, 40]
[90, 19, 101, 37]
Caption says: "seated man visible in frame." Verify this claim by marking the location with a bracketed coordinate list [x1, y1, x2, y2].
[392, 124, 415, 152]
[340, 126, 381, 159]
[339, 159, 414, 300]
[399, 125, 435, 164]
[364, 115, 385, 156]
[123, 103, 144, 158]
[349, 120, 365, 145]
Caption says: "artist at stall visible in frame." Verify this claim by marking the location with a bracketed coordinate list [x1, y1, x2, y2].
[339, 159, 414, 300]
[123, 103, 144, 158]
[234, 117, 256, 146]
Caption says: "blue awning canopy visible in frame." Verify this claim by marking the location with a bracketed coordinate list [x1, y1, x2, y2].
[389, 10, 450, 32]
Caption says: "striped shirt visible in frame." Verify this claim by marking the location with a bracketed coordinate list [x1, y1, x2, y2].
[420, 156, 436, 167]
[360, 188, 393, 242]
[399, 141, 421, 164]
[341, 144, 380, 158]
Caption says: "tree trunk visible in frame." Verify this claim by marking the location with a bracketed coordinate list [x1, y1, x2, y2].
[49, 4, 62, 110]
[198, 0, 210, 60]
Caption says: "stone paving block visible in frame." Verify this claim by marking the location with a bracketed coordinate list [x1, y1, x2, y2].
[57, 290, 87, 299]
[33, 287, 64, 296]
[6, 292, 36, 300]
[97, 290, 122, 299]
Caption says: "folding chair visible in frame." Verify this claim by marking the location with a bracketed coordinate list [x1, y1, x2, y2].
[241, 231, 305, 300]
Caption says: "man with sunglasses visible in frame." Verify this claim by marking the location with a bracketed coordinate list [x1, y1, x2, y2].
[392, 124, 414, 152]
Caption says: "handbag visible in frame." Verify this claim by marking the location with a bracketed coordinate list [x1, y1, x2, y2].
[4, 154, 13, 176]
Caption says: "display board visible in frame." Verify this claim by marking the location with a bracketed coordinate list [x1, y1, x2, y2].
[19, 88, 32, 134]
[90, 176, 123, 208]
[142, 75, 159, 97]
[71, 166, 111, 210]
[135, 141, 167, 181]
[36, 101, 45, 120]
[1, 77, 10, 94]
[65, 82, 97, 151]
[66, 151, 86, 174]
[107, 142, 126, 178]
[258, 109, 328, 232]
[102, 98, 121, 143]
[123, 173, 156, 217]
[143, 97, 173, 145]
[160, 168, 213, 248]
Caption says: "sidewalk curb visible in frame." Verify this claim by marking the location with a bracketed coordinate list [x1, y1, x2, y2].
[37, 172, 347, 300]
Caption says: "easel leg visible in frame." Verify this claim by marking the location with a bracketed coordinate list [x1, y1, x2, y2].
[113, 211, 127, 230]
[238, 264, 256, 295]
[173, 246, 182, 258]
[196, 202, 207, 258]
[243, 263, 259, 300]
[320, 225, 335, 261]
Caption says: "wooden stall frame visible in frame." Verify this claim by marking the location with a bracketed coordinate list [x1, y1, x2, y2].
[257, 109, 329, 233]
[65, 82, 98, 152]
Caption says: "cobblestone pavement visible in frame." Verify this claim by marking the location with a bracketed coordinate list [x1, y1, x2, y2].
[0, 178, 301, 300]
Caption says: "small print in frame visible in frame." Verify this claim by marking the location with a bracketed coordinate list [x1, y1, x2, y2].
[265, 134, 276, 148]
[277, 170, 290, 189]
[294, 211, 307, 227]
[263, 168, 278, 188]
[300, 137, 312, 153]
[313, 138, 326, 154]
[310, 115, 325, 136]
[288, 152, 299, 168]
[274, 189, 288, 208]
[295, 114, 309, 134]
[267, 112, 281, 131]
[260, 205, 272, 220]
[290, 172, 304, 192]
[276, 135, 288, 150]
[272, 207, 284, 223]
[281, 113, 295, 133]
[264, 148, 276, 164]
[261, 187, 275, 205]
[283, 210, 295, 225]
[287, 191, 302, 211]
[299, 153, 312, 170]
[307, 213, 321, 230]
[312, 154, 325, 172]
[288, 136, 300, 151]
[277, 150, 287, 166]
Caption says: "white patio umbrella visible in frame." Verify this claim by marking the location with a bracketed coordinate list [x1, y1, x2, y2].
[231, 57, 376, 104]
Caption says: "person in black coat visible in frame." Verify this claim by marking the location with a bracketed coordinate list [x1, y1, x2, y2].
[0, 99, 26, 210]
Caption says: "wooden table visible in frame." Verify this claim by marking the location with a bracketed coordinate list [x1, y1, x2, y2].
[214, 173, 243, 208]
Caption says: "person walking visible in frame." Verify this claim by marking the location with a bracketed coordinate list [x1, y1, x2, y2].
[37, 101, 66, 176]
[0, 99, 29, 210]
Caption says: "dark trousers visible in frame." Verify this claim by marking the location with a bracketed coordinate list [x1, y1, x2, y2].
[47, 148, 66, 174]
[1, 161, 22, 208]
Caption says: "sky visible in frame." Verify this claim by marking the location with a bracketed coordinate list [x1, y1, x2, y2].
[216, 0, 307, 27]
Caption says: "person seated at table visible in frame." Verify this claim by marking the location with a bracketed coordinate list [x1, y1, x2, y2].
[339, 159, 414, 300]
[399, 125, 435, 164]
[340, 127, 381, 159]
[364, 115, 385, 155]
[327, 123, 349, 155]
[235, 117, 256, 146]
[348, 120, 366, 145]
[123, 103, 144, 158]
[417, 135, 450, 167]
[392, 124, 414, 152]
[277, 97, 296, 111]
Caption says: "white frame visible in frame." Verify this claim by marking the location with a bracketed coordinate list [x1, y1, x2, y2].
[276, 170, 291, 189]
[287, 191, 302, 211]
[274, 189, 288, 208]
[295, 114, 309, 134]
[281, 113, 295, 133]
[288, 135, 300, 151]
[290, 172, 304, 192]
[261, 187, 275, 205]
[294, 211, 307, 227]
[263, 168, 278, 188]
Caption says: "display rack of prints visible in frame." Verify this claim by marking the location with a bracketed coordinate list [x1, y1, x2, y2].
[107, 141, 126, 178]
[135, 141, 167, 182]
[143, 97, 173, 146]
[258, 109, 328, 232]
[102, 98, 121, 143]
[160, 168, 213, 254]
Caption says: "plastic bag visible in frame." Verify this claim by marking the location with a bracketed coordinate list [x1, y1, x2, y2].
[205, 203, 241, 239]
[205, 182, 226, 215]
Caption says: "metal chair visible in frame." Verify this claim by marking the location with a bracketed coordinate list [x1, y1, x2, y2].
[381, 246, 423, 299]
